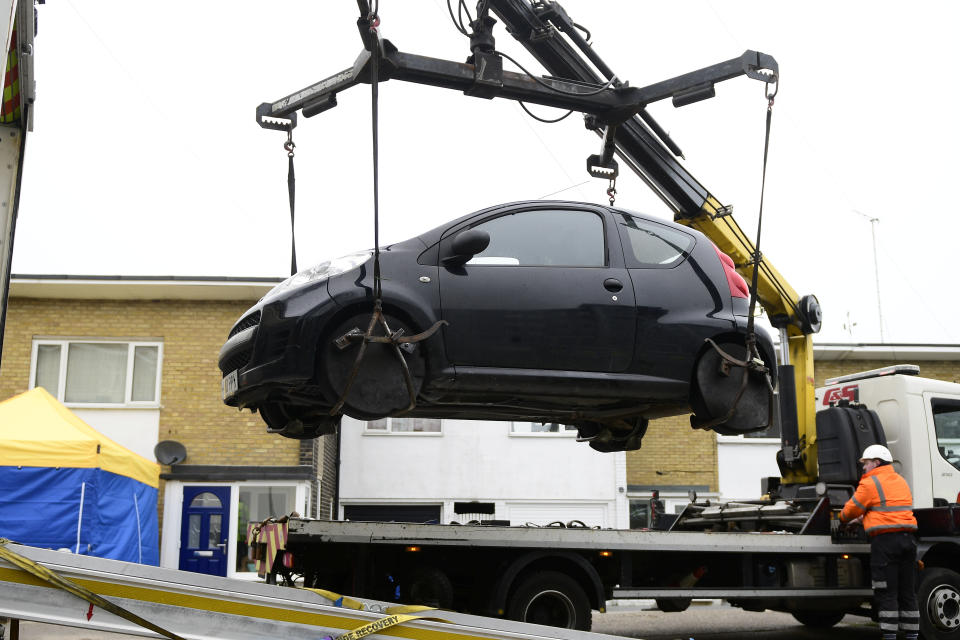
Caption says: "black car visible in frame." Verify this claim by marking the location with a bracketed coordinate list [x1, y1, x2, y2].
[219, 201, 776, 451]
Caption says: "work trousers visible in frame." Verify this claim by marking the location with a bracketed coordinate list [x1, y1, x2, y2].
[871, 531, 919, 639]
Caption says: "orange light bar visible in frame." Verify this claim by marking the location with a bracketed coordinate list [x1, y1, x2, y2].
[599, 550, 613, 558]
[405, 546, 421, 553]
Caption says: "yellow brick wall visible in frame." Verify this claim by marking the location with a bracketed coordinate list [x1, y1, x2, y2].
[0, 297, 301, 467]
[626, 414, 718, 491]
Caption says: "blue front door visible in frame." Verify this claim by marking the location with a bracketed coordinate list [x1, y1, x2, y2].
[179, 486, 230, 576]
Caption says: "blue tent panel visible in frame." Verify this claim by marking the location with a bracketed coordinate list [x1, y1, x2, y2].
[0, 466, 158, 565]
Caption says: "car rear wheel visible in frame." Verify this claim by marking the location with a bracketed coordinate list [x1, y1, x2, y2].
[691, 340, 772, 436]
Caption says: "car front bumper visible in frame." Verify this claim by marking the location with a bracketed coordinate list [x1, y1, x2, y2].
[218, 295, 336, 409]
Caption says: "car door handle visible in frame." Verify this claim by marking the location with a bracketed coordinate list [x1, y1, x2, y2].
[603, 278, 623, 292]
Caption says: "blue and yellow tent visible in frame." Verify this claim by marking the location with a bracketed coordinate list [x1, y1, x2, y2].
[0, 388, 160, 564]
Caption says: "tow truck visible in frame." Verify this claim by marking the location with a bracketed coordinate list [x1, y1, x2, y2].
[241, 2, 960, 639]
[4, 3, 960, 640]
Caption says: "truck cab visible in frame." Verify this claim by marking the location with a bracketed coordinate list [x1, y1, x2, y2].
[816, 365, 960, 509]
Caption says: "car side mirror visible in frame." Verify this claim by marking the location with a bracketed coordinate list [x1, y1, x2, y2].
[442, 229, 490, 266]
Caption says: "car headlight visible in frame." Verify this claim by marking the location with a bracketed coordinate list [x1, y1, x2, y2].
[262, 251, 372, 301]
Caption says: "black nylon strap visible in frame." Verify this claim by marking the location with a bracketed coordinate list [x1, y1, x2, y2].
[370, 23, 382, 299]
[746, 97, 773, 335]
[288, 147, 297, 276]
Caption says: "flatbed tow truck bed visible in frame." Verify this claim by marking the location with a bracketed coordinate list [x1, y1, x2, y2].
[0, 542, 622, 640]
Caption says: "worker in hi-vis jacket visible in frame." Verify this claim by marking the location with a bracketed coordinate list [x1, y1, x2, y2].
[840, 444, 919, 640]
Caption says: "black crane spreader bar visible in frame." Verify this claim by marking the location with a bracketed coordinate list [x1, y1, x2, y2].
[258, 37, 776, 143]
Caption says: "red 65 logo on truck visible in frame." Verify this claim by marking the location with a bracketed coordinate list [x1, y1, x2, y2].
[823, 384, 859, 406]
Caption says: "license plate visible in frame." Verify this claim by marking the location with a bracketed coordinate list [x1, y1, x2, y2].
[222, 370, 238, 400]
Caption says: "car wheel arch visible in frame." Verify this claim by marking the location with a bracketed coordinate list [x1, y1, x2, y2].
[317, 299, 448, 384]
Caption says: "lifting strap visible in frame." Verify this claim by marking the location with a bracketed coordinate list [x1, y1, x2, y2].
[327, 6, 446, 418]
[694, 80, 778, 431]
[286, 128, 297, 276]
[0, 540, 185, 640]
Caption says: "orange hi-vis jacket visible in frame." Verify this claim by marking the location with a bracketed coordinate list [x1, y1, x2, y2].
[840, 464, 917, 536]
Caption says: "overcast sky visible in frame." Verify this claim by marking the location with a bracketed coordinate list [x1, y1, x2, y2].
[10, 1, 960, 345]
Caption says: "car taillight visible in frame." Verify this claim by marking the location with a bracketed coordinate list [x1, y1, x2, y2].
[713, 245, 749, 299]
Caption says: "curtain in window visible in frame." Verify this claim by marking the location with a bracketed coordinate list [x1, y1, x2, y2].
[65, 343, 127, 403]
[132, 346, 159, 401]
[35, 344, 61, 394]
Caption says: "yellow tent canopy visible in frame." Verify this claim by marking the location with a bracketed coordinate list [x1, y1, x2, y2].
[0, 387, 159, 488]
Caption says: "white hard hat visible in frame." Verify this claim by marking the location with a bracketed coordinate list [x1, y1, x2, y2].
[860, 444, 893, 463]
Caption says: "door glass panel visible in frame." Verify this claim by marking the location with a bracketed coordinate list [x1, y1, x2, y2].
[469, 209, 604, 267]
[208, 514, 222, 548]
[237, 486, 297, 572]
[190, 492, 223, 508]
[188, 514, 201, 548]
[933, 401, 960, 470]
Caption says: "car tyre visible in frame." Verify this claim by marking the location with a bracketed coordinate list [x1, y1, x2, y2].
[507, 571, 591, 631]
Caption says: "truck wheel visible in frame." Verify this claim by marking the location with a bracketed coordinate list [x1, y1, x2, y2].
[401, 567, 453, 610]
[920, 567, 960, 639]
[507, 571, 591, 631]
[656, 598, 691, 612]
[790, 610, 845, 628]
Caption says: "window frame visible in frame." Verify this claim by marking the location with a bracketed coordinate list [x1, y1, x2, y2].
[29, 338, 164, 408]
[932, 398, 960, 470]
[363, 417, 444, 435]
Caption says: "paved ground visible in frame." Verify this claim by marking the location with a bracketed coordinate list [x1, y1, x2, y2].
[6, 601, 879, 639]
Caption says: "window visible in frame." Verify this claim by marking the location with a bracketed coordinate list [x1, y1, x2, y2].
[510, 421, 577, 435]
[629, 500, 650, 529]
[467, 209, 605, 267]
[617, 213, 694, 268]
[32, 339, 162, 406]
[933, 400, 960, 470]
[365, 417, 442, 433]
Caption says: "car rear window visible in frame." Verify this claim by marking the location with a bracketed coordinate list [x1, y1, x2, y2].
[468, 209, 605, 267]
[617, 213, 694, 268]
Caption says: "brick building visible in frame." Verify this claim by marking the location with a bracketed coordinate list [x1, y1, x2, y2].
[0, 275, 337, 578]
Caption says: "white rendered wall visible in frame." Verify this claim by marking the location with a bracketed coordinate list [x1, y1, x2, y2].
[72, 408, 161, 462]
[339, 417, 628, 528]
[716, 436, 780, 500]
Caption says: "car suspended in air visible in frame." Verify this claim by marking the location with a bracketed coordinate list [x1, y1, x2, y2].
[218, 200, 776, 452]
